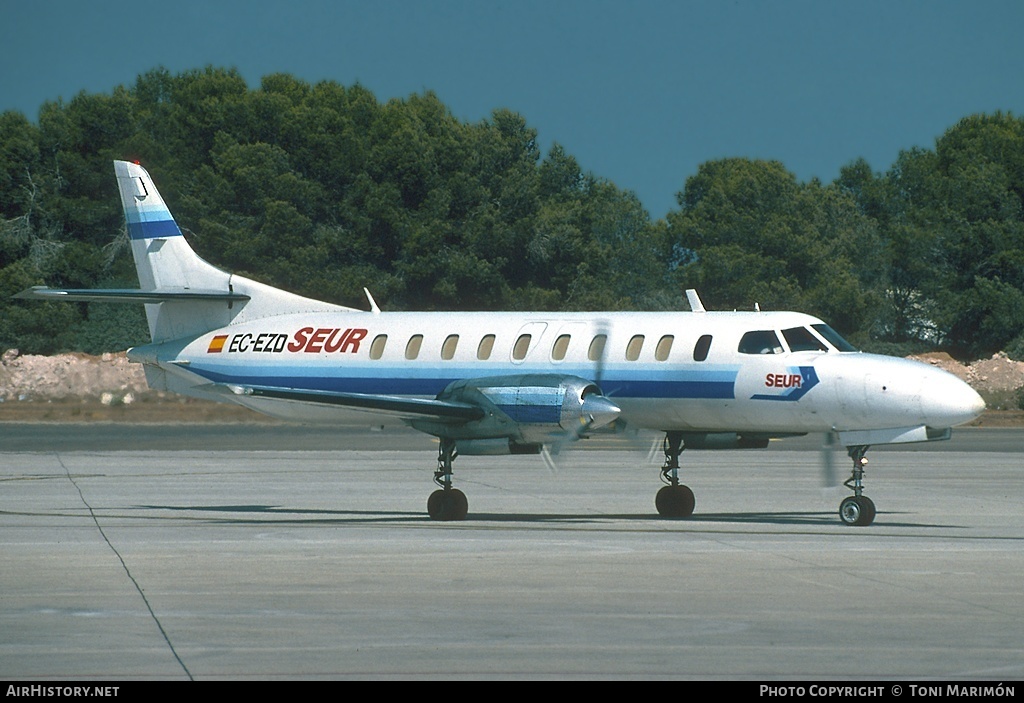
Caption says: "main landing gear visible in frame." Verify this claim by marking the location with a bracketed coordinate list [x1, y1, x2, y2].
[655, 431, 695, 518]
[424, 433, 877, 526]
[839, 445, 876, 527]
[427, 438, 468, 521]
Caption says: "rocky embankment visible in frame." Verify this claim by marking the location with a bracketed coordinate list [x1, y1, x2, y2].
[0, 349, 261, 422]
[0, 349, 149, 405]
[908, 351, 1024, 413]
[0, 348, 1021, 424]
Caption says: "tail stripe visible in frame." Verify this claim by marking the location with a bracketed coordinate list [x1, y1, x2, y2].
[116, 164, 184, 240]
[127, 214, 181, 240]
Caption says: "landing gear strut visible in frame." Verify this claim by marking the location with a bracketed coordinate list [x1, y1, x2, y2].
[655, 431, 695, 518]
[839, 445, 876, 526]
[428, 438, 468, 521]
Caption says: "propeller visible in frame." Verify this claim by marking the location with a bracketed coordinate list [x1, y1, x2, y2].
[540, 319, 614, 472]
[821, 431, 840, 487]
[541, 391, 621, 473]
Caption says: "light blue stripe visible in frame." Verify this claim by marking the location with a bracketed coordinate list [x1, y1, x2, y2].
[481, 387, 565, 405]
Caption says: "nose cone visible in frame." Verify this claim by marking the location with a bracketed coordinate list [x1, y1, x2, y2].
[822, 353, 986, 432]
[920, 367, 986, 428]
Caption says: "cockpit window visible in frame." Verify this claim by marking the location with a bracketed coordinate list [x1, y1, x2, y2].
[738, 330, 784, 355]
[782, 326, 828, 352]
[811, 324, 858, 352]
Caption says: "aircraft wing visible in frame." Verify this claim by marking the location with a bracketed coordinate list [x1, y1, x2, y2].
[223, 384, 485, 422]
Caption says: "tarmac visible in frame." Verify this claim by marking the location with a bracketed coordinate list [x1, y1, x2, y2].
[2, 425, 1023, 680]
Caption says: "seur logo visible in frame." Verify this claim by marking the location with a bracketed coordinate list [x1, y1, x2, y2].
[207, 328, 368, 354]
[751, 366, 820, 401]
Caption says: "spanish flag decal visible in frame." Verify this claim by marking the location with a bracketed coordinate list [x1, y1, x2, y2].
[207, 334, 228, 353]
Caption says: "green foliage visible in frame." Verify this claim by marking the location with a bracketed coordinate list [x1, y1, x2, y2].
[69, 301, 149, 355]
[840, 114, 1024, 357]
[0, 259, 81, 352]
[1, 66, 1022, 361]
[0, 67, 674, 352]
[1006, 333, 1024, 362]
[666, 159, 881, 336]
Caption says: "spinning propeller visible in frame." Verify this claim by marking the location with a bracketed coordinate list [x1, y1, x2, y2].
[540, 320, 618, 472]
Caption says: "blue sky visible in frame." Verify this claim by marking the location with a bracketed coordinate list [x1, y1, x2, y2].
[2, 0, 1023, 218]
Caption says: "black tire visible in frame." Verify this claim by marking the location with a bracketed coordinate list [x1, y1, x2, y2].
[858, 495, 876, 526]
[448, 488, 469, 520]
[427, 489, 468, 521]
[656, 484, 695, 518]
[839, 496, 875, 526]
[427, 489, 444, 519]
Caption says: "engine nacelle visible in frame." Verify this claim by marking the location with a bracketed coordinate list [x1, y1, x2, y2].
[412, 374, 620, 445]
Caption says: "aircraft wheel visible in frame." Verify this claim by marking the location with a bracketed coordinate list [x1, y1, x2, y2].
[839, 495, 876, 527]
[428, 489, 468, 521]
[655, 484, 695, 518]
[427, 490, 443, 518]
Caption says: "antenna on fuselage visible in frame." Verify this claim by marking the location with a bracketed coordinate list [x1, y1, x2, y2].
[685, 289, 706, 313]
[363, 288, 381, 314]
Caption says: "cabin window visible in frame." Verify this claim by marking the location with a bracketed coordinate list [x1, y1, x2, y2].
[626, 335, 645, 361]
[782, 326, 827, 352]
[369, 334, 388, 360]
[441, 334, 459, 360]
[738, 330, 783, 355]
[693, 334, 712, 362]
[551, 334, 571, 361]
[655, 335, 674, 361]
[477, 334, 495, 360]
[405, 334, 423, 360]
[513, 334, 532, 361]
[588, 334, 607, 361]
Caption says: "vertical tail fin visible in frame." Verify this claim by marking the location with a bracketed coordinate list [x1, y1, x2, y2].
[115, 160, 227, 294]
[113, 161, 352, 342]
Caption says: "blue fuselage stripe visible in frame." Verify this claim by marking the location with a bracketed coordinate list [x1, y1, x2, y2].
[496, 405, 562, 423]
[189, 367, 736, 400]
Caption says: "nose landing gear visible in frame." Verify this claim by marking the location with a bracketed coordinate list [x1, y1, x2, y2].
[655, 432, 696, 518]
[839, 445, 875, 526]
[428, 438, 468, 521]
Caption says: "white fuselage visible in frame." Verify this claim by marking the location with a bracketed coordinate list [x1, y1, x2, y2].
[129, 308, 985, 437]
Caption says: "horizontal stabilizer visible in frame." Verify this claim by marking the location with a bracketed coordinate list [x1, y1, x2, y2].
[15, 286, 250, 304]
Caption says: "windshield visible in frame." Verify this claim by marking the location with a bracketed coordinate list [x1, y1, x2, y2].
[783, 326, 828, 352]
[738, 330, 784, 355]
[811, 324, 858, 352]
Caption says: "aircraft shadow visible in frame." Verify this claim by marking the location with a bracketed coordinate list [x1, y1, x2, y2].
[467, 510, 945, 528]
[132, 503, 426, 524]
[130, 504, 954, 529]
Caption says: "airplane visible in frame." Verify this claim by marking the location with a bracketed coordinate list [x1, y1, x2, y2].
[17, 160, 987, 526]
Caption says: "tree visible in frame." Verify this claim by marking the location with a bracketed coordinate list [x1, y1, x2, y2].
[666, 158, 880, 336]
